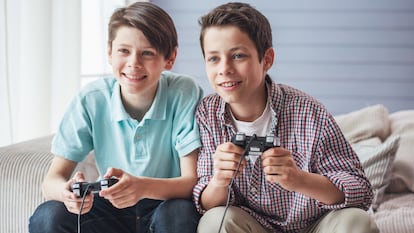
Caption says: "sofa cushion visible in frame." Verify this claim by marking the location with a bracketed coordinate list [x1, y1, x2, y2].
[334, 104, 390, 143]
[386, 110, 414, 193]
[352, 135, 400, 211]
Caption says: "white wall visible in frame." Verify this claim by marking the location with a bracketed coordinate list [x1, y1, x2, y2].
[154, 0, 414, 115]
[0, 0, 81, 147]
[0, 0, 12, 145]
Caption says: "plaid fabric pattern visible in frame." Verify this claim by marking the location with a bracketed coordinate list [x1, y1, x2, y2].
[193, 76, 373, 232]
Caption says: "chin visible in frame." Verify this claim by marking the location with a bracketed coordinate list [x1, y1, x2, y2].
[219, 93, 238, 105]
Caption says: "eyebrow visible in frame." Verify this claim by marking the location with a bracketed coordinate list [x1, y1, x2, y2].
[113, 43, 132, 48]
[206, 46, 247, 54]
[113, 43, 156, 51]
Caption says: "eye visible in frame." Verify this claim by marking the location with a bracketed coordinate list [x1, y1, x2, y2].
[142, 50, 155, 57]
[233, 53, 246, 60]
[117, 48, 129, 54]
[206, 56, 218, 63]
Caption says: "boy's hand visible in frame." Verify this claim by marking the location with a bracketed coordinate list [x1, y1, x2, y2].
[210, 142, 246, 187]
[63, 171, 94, 214]
[261, 147, 303, 191]
[99, 167, 140, 209]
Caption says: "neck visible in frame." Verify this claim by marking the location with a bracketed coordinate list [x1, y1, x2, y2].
[230, 104, 265, 122]
[121, 90, 156, 121]
[230, 93, 267, 122]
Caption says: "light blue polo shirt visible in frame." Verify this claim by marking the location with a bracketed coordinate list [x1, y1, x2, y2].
[51, 71, 203, 179]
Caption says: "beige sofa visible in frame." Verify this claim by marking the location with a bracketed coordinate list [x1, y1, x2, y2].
[1, 105, 413, 233]
[0, 135, 98, 233]
[334, 105, 414, 233]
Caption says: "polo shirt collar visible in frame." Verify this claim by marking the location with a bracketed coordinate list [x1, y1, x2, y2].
[145, 77, 167, 120]
[110, 78, 167, 122]
[111, 82, 129, 122]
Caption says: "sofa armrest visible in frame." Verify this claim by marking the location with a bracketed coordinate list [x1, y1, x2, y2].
[0, 135, 99, 233]
[0, 135, 55, 233]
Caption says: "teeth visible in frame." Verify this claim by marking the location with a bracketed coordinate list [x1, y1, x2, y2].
[221, 82, 238, 87]
[125, 74, 141, 79]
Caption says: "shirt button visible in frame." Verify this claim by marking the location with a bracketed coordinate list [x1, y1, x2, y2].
[250, 187, 257, 193]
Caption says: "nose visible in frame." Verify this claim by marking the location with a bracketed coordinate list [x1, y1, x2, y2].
[128, 53, 142, 69]
[218, 58, 233, 76]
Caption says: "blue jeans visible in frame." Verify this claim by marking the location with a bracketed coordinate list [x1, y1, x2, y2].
[29, 196, 200, 233]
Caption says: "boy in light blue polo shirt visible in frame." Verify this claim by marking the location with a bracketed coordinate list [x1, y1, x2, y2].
[52, 73, 200, 180]
[29, 2, 203, 233]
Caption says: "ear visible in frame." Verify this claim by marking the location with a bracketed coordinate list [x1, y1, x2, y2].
[263, 47, 274, 71]
[164, 47, 178, 70]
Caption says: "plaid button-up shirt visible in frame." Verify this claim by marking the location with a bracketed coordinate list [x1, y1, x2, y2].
[193, 76, 373, 233]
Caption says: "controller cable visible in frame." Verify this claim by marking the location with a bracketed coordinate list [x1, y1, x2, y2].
[217, 134, 256, 233]
[77, 183, 92, 233]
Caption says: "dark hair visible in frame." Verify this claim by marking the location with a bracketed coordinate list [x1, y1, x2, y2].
[199, 2, 272, 62]
[108, 2, 178, 60]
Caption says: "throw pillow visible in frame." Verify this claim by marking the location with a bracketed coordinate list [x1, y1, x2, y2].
[352, 135, 400, 211]
[387, 110, 414, 193]
[334, 104, 391, 144]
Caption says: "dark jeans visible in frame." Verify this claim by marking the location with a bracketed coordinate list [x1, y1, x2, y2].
[29, 196, 200, 233]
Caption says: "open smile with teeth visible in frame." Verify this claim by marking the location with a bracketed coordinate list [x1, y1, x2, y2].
[220, 81, 240, 87]
[124, 73, 147, 80]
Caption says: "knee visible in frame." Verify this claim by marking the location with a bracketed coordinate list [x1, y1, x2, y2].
[29, 201, 75, 233]
[198, 207, 226, 233]
[336, 208, 379, 233]
[198, 206, 244, 233]
[151, 199, 200, 233]
[156, 199, 199, 219]
[152, 199, 200, 230]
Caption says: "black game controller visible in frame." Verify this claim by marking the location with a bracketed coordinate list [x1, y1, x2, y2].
[231, 132, 280, 156]
[71, 178, 119, 197]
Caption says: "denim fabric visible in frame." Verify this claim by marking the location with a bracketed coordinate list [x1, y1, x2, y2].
[29, 196, 200, 233]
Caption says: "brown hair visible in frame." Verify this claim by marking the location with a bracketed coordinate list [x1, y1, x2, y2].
[108, 2, 178, 60]
[199, 2, 272, 62]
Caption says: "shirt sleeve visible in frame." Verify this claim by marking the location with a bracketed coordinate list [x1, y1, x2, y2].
[171, 76, 204, 157]
[192, 100, 237, 213]
[51, 94, 93, 162]
[316, 114, 373, 210]
[193, 100, 213, 213]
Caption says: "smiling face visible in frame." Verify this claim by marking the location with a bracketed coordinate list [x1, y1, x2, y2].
[203, 25, 274, 120]
[108, 26, 175, 100]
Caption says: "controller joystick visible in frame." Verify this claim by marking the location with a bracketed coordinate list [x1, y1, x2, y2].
[71, 178, 118, 197]
[231, 132, 280, 157]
